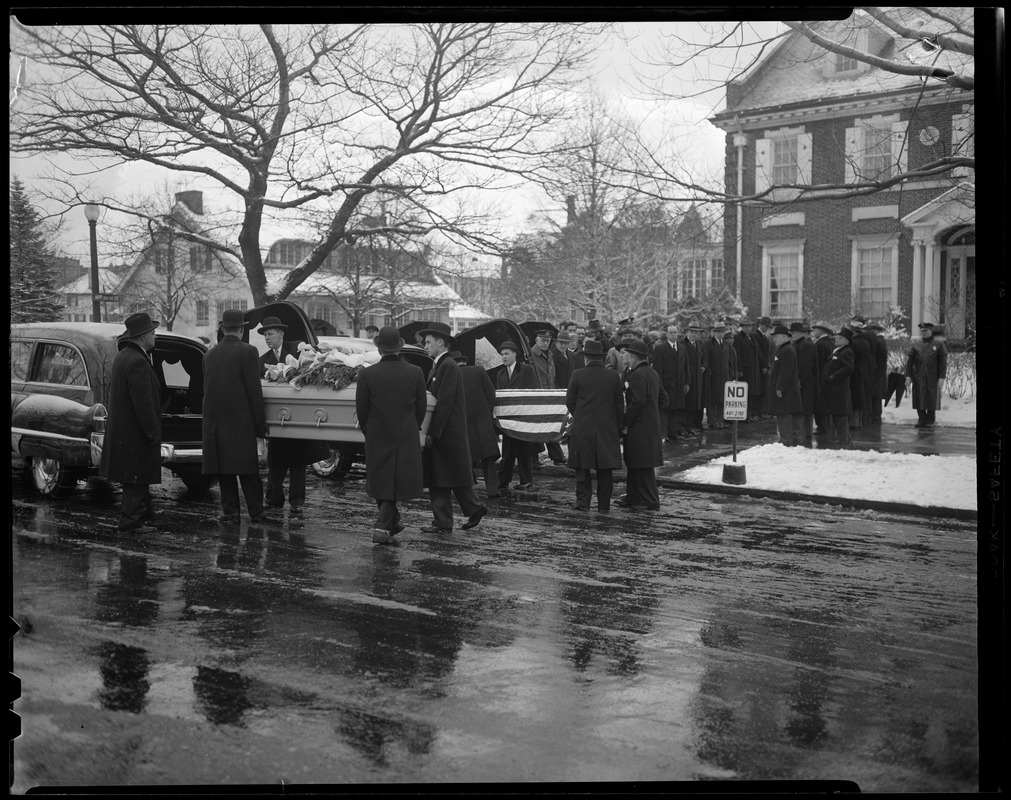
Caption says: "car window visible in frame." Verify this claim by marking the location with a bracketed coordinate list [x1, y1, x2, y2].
[33, 342, 90, 388]
[10, 340, 33, 382]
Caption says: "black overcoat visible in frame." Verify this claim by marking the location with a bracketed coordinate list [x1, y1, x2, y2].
[99, 340, 162, 485]
[905, 338, 947, 412]
[872, 334, 889, 396]
[769, 341, 803, 414]
[423, 352, 474, 488]
[260, 341, 328, 464]
[651, 339, 685, 411]
[201, 336, 266, 475]
[565, 362, 623, 470]
[551, 347, 571, 389]
[794, 337, 818, 414]
[822, 345, 855, 416]
[495, 362, 542, 458]
[704, 340, 738, 405]
[682, 339, 705, 411]
[622, 362, 667, 468]
[752, 331, 771, 397]
[849, 333, 870, 412]
[355, 354, 427, 501]
[733, 332, 762, 392]
[813, 335, 835, 415]
[459, 364, 501, 462]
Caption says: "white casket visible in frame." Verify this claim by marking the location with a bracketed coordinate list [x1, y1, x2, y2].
[261, 382, 436, 446]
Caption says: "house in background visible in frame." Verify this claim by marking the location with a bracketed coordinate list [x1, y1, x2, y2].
[710, 7, 974, 341]
[59, 265, 124, 324]
[656, 205, 726, 316]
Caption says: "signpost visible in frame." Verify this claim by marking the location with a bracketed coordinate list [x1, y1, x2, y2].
[722, 381, 748, 484]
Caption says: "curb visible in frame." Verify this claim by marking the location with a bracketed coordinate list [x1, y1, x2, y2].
[656, 477, 977, 521]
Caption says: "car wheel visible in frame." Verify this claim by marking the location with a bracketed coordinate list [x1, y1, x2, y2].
[28, 457, 78, 497]
[174, 468, 216, 493]
[310, 445, 355, 478]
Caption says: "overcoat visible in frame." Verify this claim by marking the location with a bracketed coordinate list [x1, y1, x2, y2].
[565, 362, 624, 470]
[769, 341, 803, 414]
[682, 339, 706, 411]
[704, 339, 738, 405]
[794, 337, 818, 414]
[622, 362, 668, 468]
[529, 342, 556, 389]
[651, 339, 685, 411]
[99, 340, 162, 485]
[752, 331, 771, 397]
[849, 332, 870, 413]
[872, 334, 889, 396]
[551, 347, 572, 389]
[495, 361, 542, 458]
[423, 352, 474, 488]
[733, 332, 762, 392]
[201, 336, 266, 475]
[905, 338, 947, 412]
[355, 354, 427, 501]
[260, 341, 328, 464]
[856, 329, 877, 410]
[822, 345, 855, 416]
[459, 364, 501, 461]
[813, 335, 836, 415]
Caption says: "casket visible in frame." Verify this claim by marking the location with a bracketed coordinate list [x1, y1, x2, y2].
[261, 382, 436, 445]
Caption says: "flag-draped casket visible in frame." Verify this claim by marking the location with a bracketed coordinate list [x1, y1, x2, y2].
[493, 389, 570, 443]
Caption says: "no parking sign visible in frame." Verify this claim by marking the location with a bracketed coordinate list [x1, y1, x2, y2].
[723, 381, 748, 421]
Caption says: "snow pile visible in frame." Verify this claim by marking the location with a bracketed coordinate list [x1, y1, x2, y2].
[881, 391, 976, 429]
[674, 443, 976, 511]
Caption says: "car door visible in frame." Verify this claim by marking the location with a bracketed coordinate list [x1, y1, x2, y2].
[241, 301, 320, 353]
[453, 318, 530, 382]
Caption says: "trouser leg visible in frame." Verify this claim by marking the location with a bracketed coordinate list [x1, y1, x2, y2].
[597, 469, 614, 510]
[430, 488, 454, 529]
[776, 413, 794, 445]
[793, 414, 807, 447]
[517, 455, 534, 486]
[119, 483, 150, 531]
[624, 468, 641, 505]
[547, 442, 565, 463]
[265, 443, 286, 506]
[218, 475, 240, 516]
[833, 416, 852, 446]
[498, 438, 516, 488]
[238, 472, 264, 518]
[481, 456, 499, 495]
[376, 499, 399, 532]
[574, 469, 592, 508]
[287, 463, 306, 506]
[453, 484, 484, 518]
[638, 468, 659, 509]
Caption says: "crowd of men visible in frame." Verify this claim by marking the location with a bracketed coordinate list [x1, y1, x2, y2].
[99, 309, 947, 540]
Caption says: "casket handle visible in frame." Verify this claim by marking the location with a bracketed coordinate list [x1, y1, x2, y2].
[277, 407, 291, 427]
[314, 408, 327, 427]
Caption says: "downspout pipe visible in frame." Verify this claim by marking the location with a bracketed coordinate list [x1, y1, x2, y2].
[732, 133, 748, 302]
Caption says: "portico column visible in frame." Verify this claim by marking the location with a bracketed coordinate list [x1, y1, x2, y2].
[910, 239, 923, 331]
[924, 240, 937, 323]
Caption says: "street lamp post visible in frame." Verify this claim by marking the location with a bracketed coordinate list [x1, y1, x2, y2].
[84, 204, 102, 322]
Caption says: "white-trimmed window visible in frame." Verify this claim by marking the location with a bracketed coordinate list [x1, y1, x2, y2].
[195, 299, 209, 327]
[850, 234, 899, 318]
[215, 299, 247, 320]
[761, 241, 805, 318]
[825, 19, 890, 77]
[951, 106, 974, 178]
[755, 128, 813, 197]
[845, 115, 909, 183]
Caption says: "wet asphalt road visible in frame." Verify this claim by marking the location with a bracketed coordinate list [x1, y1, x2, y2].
[10, 458, 979, 792]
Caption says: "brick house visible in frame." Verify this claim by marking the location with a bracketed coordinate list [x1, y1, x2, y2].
[710, 8, 974, 342]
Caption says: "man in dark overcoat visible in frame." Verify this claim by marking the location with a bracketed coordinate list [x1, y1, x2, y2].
[810, 322, 836, 434]
[495, 340, 541, 493]
[545, 331, 572, 465]
[565, 339, 623, 512]
[755, 317, 774, 419]
[100, 312, 162, 534]
[652, 322, 685, 440]
[258, 316, 327, 514]
[790, 322, 818, 446]
[769, 325, 804, 447]
[453, 351, 501, 498]
[905, 321, 947, 428]
[617, 339, 668, 511]
[734, 318, 764, 421]
[356, 327, 428, 544]
[202, 309, 269, 523]
[419, 322, 488, 532]
[846, 320, 871, 428]
[823, 328, 856, 447]
[868, 321, 889, 424]
[680, 323, 706, 432]
[704, 324, 737, 429]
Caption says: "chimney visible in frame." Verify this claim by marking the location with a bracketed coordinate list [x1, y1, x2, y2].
[175, 191, 203, 215]
[566, 195, 577, 225]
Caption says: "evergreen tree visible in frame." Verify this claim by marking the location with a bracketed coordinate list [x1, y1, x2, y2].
[10, 178, 64, 322]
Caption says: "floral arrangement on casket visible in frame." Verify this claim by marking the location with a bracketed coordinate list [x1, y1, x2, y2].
[262, 341, 382, 391]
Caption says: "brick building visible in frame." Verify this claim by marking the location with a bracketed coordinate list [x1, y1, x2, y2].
[710, 8, 974, 342]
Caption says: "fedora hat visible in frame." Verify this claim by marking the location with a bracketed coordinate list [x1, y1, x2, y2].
[555, 330, 571, 343]
[789, 321, 807, 333]
[811, 321, 833, 334]
[374, 325, 404, 352]
[119, 311, 160, 340]
[582, 339, 605, 357]
[218, 308, 249, 329]
[836, 327, 854, 341]
[619, 338, 650, 358]
[450, 350, 467, 363]
[416, 321, 454, 344]
[256, 316, 288, 335]
[773, 324, 791, 336]
[499, 340, 519, 354]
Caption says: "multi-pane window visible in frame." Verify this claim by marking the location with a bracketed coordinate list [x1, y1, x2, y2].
[862, 123, 894, 178]
[710, 259, 725, 292]
[216, 299, 247, 320]
[833, 52, 860, 73]
[682, 258, 707, 298]
[845, 116, 907, 183]
[195, 299, 209, 327]
[190, 244, 211, 273]
[765, 248, 802, 318]
[857, 246, 893, 317]
[772, 137, 800, 185]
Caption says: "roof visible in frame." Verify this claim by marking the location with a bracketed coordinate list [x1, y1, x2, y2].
[264, 269, 466, 305]
[449, 303, 492, 320]
[60, 268, 124, 295]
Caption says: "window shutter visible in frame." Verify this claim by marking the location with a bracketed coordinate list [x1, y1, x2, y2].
[755, 138, 772, 193]
[844, 126, 863, 183]
[796, 132, 813, 184]
[890, 120, 909, 176]
[951, 111, 974, 177]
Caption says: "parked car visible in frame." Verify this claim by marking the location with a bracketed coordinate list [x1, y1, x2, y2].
[11, 321, 210, 496]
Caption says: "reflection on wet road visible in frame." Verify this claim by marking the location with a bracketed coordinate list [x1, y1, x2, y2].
[11, 469, 978, 790]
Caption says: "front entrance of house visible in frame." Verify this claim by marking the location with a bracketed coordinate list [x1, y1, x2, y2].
[941, 226, 975, 344]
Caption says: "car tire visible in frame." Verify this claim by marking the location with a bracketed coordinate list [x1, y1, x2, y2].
[28, 457, 78, 498]
[310, 445, 355, 478]
[174, 468, 216, 493]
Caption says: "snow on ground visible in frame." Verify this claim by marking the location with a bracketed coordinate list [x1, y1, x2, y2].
[674, 392, 977, 511]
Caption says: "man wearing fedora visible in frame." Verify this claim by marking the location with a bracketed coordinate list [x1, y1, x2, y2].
[868, 321, 889, 424]
[790, 321, 818, 446]
[768, 324, 803, 446]
[258, 316, 327, 514]
[495, 340, 541, 493]
[202, 308, 269, 523]
[100, 312, 163, 534]
[565, 338, 623, 512]
[846, 317, 871, 428]
[652, 321, 685, 441]
[905, 321, 947, 428]
[824, 328, 856, 447]
[617, 338, 667, 511]
[419, 321, 489, 532]
[810, 322, 836, 435]
[356, 327, 429, 544]
[453, 350, 501, 499]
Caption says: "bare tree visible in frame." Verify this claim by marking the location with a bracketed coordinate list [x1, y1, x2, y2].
[10, 22, 603, 305]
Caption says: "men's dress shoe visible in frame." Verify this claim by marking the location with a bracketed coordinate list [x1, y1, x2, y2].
[420, 525, 452, 533]
[642, 504, 660, 511]
[462, 505, 488, 530]
[597, 506, 610, 513]
[552, 460, 567, 466]
[121, 524, 157, 534]
[513, 483, 534, 491]
[264, 501, 283, 509]
[249, 514, 273, 524]
[209, 513, 240, 524]
[290, 505, 304, 514]
[144, 509, 164, 520]
[570, 503, 590, 511]
[372, 529, 399, 545]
